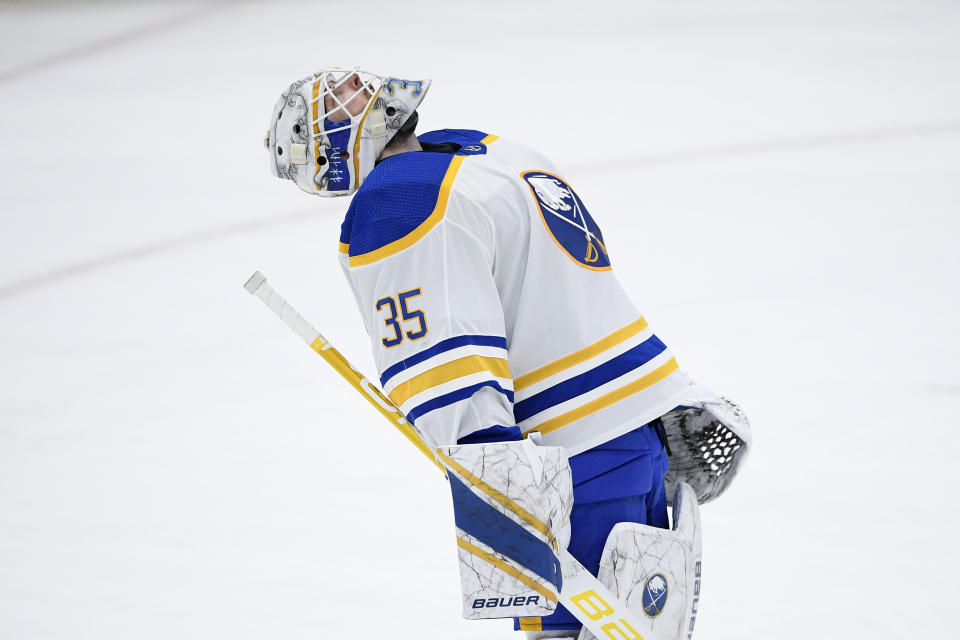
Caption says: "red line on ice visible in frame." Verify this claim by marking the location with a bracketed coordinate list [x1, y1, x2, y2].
[0, 211, 315, 300]
[0, 2, 228, 84]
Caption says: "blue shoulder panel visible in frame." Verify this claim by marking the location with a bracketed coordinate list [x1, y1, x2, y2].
[417, 128, 491, 147]
[339, 152, 456, 258]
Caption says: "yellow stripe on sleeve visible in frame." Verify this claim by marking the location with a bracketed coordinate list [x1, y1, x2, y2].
[514, 318, 649, 391]
[518, 618, 543, 631]
[456, 537, 557, 604]
[523, 357, 679, 437]
[480, 134, 499, 145]
[387, 355, 511, 407]
[436, 449, 558, 551]
[348, 155, 466, 267]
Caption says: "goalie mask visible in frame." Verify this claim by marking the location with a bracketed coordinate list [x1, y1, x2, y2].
[264, 68, 431, 196]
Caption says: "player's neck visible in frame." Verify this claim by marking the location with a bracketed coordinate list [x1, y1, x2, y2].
[379, 134, 423, 161]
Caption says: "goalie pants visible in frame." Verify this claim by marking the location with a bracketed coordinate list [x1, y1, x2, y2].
[515, 423, 670, 633]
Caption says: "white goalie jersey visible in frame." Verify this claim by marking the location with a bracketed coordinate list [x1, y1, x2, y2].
[338, 129, 694, 455]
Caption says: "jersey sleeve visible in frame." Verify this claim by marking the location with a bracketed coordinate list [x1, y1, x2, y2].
[339, 182, 519, 448]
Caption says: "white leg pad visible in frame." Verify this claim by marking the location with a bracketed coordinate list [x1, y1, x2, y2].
[580, 482, 702, 640]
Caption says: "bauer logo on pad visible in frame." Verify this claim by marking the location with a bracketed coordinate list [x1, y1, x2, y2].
[642, 573, 668, 617]
[521, 170, 611, 270]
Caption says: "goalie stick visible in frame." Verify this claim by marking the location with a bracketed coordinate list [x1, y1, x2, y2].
[243, 270, 665, 640]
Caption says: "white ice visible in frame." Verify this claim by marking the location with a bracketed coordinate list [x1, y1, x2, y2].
[1, 1, 958, 638]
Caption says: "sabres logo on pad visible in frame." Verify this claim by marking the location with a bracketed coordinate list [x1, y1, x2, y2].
[522, 170, 611, 270]
[642, 573, 668, 617]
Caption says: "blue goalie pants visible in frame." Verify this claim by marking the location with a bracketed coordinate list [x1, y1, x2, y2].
[514, 423, 670, 633]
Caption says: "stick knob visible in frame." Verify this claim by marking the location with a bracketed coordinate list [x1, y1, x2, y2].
[244, 271, 267, 294]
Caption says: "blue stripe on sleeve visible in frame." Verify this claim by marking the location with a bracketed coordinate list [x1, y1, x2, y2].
[457, 425, 524, 445]
[406, 381, 514, 424]
[448, 471, 562, 592]
[513, 335, 668, 423]
[379, 334, 508, 387]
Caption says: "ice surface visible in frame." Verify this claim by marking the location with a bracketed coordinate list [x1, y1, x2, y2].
[1, 1, 958, 638]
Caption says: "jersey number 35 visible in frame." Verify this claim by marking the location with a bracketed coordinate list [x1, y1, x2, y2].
[376, 288, 428, 348]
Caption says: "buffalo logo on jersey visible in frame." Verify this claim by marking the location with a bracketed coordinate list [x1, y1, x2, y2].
[521, 170, 611, 270]
[642, 573, 668, 617]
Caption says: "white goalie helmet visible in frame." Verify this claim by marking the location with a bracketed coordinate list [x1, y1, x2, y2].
[264, 67, 431, 196]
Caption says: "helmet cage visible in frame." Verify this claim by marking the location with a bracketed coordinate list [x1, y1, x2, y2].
[310, 68, 385, 195]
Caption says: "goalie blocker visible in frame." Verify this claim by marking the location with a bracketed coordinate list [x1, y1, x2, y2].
[437, 439, 574, 620]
